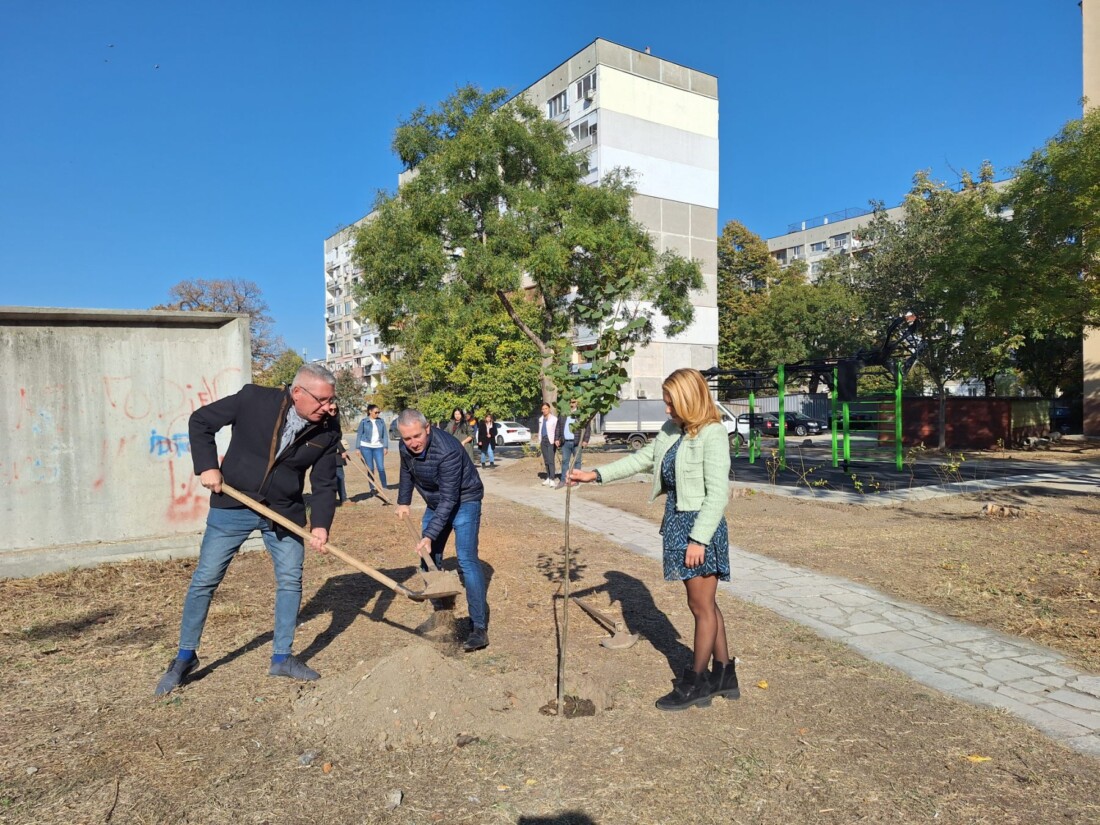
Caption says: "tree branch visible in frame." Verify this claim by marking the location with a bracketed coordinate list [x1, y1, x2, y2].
[496, 289, 550, 356]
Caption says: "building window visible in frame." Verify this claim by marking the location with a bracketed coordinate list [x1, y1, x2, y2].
[574, 72, 596, 101]
[790, 245, 804, 260]
[570, 119, 597, 142]
[547, 91, 568, 118]
[830, 233, 849, 250]
[810, 241, 827, 253]
[810, 261, 824, 277]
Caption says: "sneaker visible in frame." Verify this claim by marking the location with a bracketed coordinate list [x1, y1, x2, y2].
[268, 655, 320, 682]
[489, 462, 496, 468]
[462, 627, 489, 652]
[481, 462, 486, 469]
[154, 654, 199, 697]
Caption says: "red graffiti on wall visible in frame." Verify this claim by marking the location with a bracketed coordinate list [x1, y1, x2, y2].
[97, 367, 241, 524]
[166, 456, 208, 524]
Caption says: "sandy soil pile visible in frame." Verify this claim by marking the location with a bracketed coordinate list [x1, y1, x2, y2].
[291, 640, 551, 751]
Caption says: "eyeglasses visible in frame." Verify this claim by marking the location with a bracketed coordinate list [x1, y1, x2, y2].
[297, 385, 338, 409]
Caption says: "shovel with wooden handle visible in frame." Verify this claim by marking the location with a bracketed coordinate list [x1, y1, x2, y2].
[347, 457, 392, 506]
[219, 483, 463, 602]
[571, 597, 639, 650]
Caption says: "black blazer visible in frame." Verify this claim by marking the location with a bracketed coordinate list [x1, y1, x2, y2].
[189, 384, 343, 530]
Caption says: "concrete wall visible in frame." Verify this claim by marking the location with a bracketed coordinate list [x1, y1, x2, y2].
[1, 308, 251, 577]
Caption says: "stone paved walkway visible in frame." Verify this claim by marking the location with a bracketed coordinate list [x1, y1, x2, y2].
[481, 470, 1100, 758]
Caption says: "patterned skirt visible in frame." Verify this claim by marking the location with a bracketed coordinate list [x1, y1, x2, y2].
[658, 438, 730, 582]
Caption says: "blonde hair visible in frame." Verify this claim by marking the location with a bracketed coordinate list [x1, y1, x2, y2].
[662, 368, 721, 437]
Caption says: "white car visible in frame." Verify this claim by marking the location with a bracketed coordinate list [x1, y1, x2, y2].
[495, 421, 532, 445]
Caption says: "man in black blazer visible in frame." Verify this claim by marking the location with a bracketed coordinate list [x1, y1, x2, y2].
[155, 364, 343, 696]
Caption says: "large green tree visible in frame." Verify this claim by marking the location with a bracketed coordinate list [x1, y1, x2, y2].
[334, 368, 367, 422]
[716, 221, 866, 385]
[1003, 108, 1100, 336]
[352, 86, 703, 405]
[256, 348, 304, 388]
[853, 166, 1015, 445]
[373, 294, 543, 424]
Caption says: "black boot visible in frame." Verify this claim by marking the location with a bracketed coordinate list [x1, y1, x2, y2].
[655, 667, 712, 711]
[709, 659, 740, 700]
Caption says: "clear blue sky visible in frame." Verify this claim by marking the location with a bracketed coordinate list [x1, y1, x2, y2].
[0, 1, 1084, 361]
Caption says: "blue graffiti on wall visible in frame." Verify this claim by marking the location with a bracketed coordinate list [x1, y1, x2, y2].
[149, 430, 191, 457]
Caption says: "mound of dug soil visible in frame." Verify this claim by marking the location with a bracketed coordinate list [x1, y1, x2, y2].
[291, 641, 552, 751]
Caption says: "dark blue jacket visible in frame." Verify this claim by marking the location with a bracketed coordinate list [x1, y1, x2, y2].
[398, 426, 484, 541]
[189, 384, 342, 530]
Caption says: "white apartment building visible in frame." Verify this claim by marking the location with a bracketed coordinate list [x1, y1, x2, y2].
[323, 38, 719, 400]
[322, 214, 389, 390]
[765, 205, 903, 280]
[522, 39, 720, 399]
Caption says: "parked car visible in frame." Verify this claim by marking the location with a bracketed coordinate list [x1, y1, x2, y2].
[736, 411, 824, 439]
[778, 411, 825, 436]
[494, 420, 532, 446]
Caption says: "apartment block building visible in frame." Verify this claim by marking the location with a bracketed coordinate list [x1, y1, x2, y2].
[322, 39, 720, 401]
[765, 205, 903, 280]
[322, 214, 388, 390]
[521, 39, 720, 399]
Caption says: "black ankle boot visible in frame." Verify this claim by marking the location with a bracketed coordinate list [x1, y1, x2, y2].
[709, 659, 740, 700]
[655, 667, 712, 711]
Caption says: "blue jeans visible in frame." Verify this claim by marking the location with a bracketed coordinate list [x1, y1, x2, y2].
[559, 439, 583, 483]
[359, 446, 387, 491]
[478, 444, 495, 465]
[178, 506, 305, 656]
[421, 501, 488, 629]
[336, 466, 348, 502]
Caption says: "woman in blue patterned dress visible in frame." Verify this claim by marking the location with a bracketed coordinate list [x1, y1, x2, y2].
[569, 368, 738, 711]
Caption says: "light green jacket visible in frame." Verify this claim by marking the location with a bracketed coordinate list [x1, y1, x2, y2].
[597, 420, 731, 546]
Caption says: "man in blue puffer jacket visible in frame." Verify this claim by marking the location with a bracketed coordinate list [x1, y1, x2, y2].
[395, 408, 489, 652]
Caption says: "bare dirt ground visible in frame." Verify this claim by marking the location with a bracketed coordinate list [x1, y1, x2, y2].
[2, 447, 1099, 824]
[572, 440, 1100, 673]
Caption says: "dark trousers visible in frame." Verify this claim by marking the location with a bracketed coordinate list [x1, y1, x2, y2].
[540, 438, 556, 480]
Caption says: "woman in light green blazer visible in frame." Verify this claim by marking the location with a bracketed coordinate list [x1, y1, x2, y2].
[570, 368, 738, 711]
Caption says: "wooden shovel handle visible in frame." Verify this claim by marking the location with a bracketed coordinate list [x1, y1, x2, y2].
[219, 483, 413, 596]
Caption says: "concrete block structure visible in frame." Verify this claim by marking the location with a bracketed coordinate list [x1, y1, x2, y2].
[765, 205, 903, 281]
[0, 307, 250, 577]
[521, 39, 720, 399]
[322, 216, 390, 390]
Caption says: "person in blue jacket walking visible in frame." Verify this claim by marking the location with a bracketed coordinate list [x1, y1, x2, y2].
[356, 404, 389, 497]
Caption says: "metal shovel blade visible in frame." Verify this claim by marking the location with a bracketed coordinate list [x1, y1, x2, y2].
[405, 569, 464, 602]
[573, 597, 639, 650]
